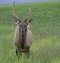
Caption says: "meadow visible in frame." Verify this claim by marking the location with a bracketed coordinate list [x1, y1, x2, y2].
[0, 2, 60, 63]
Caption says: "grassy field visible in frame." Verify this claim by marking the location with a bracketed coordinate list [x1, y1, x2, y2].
[0, 2, 60, 63]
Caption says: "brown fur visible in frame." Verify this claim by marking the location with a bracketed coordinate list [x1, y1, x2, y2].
[13, 22, 32, 57]
[13, 1, 32, 57]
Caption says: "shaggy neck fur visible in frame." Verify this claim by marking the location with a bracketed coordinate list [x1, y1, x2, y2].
[19, 28, 27, 49]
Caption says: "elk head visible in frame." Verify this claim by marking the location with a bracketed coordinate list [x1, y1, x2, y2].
[12, 1, 32, 34]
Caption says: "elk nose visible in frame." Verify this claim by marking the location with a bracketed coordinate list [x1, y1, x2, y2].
[21, 30, 24, 35]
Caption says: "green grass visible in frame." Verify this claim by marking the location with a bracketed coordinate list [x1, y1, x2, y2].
[0, 2, 60, 63]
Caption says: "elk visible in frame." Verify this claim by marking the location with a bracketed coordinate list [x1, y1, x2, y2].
[13, 2, 33, 57]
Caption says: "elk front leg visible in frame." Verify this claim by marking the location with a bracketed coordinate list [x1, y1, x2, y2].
[25, 47, 30, 57]
[16, 49, 18, 55]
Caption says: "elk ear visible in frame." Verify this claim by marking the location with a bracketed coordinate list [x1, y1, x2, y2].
[24, 18, 33, 24]
[13, 17, 21, 24]
[29, 18, 33, 24]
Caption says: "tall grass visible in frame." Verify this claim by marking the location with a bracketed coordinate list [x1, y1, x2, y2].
[0, 2, 60, 63]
